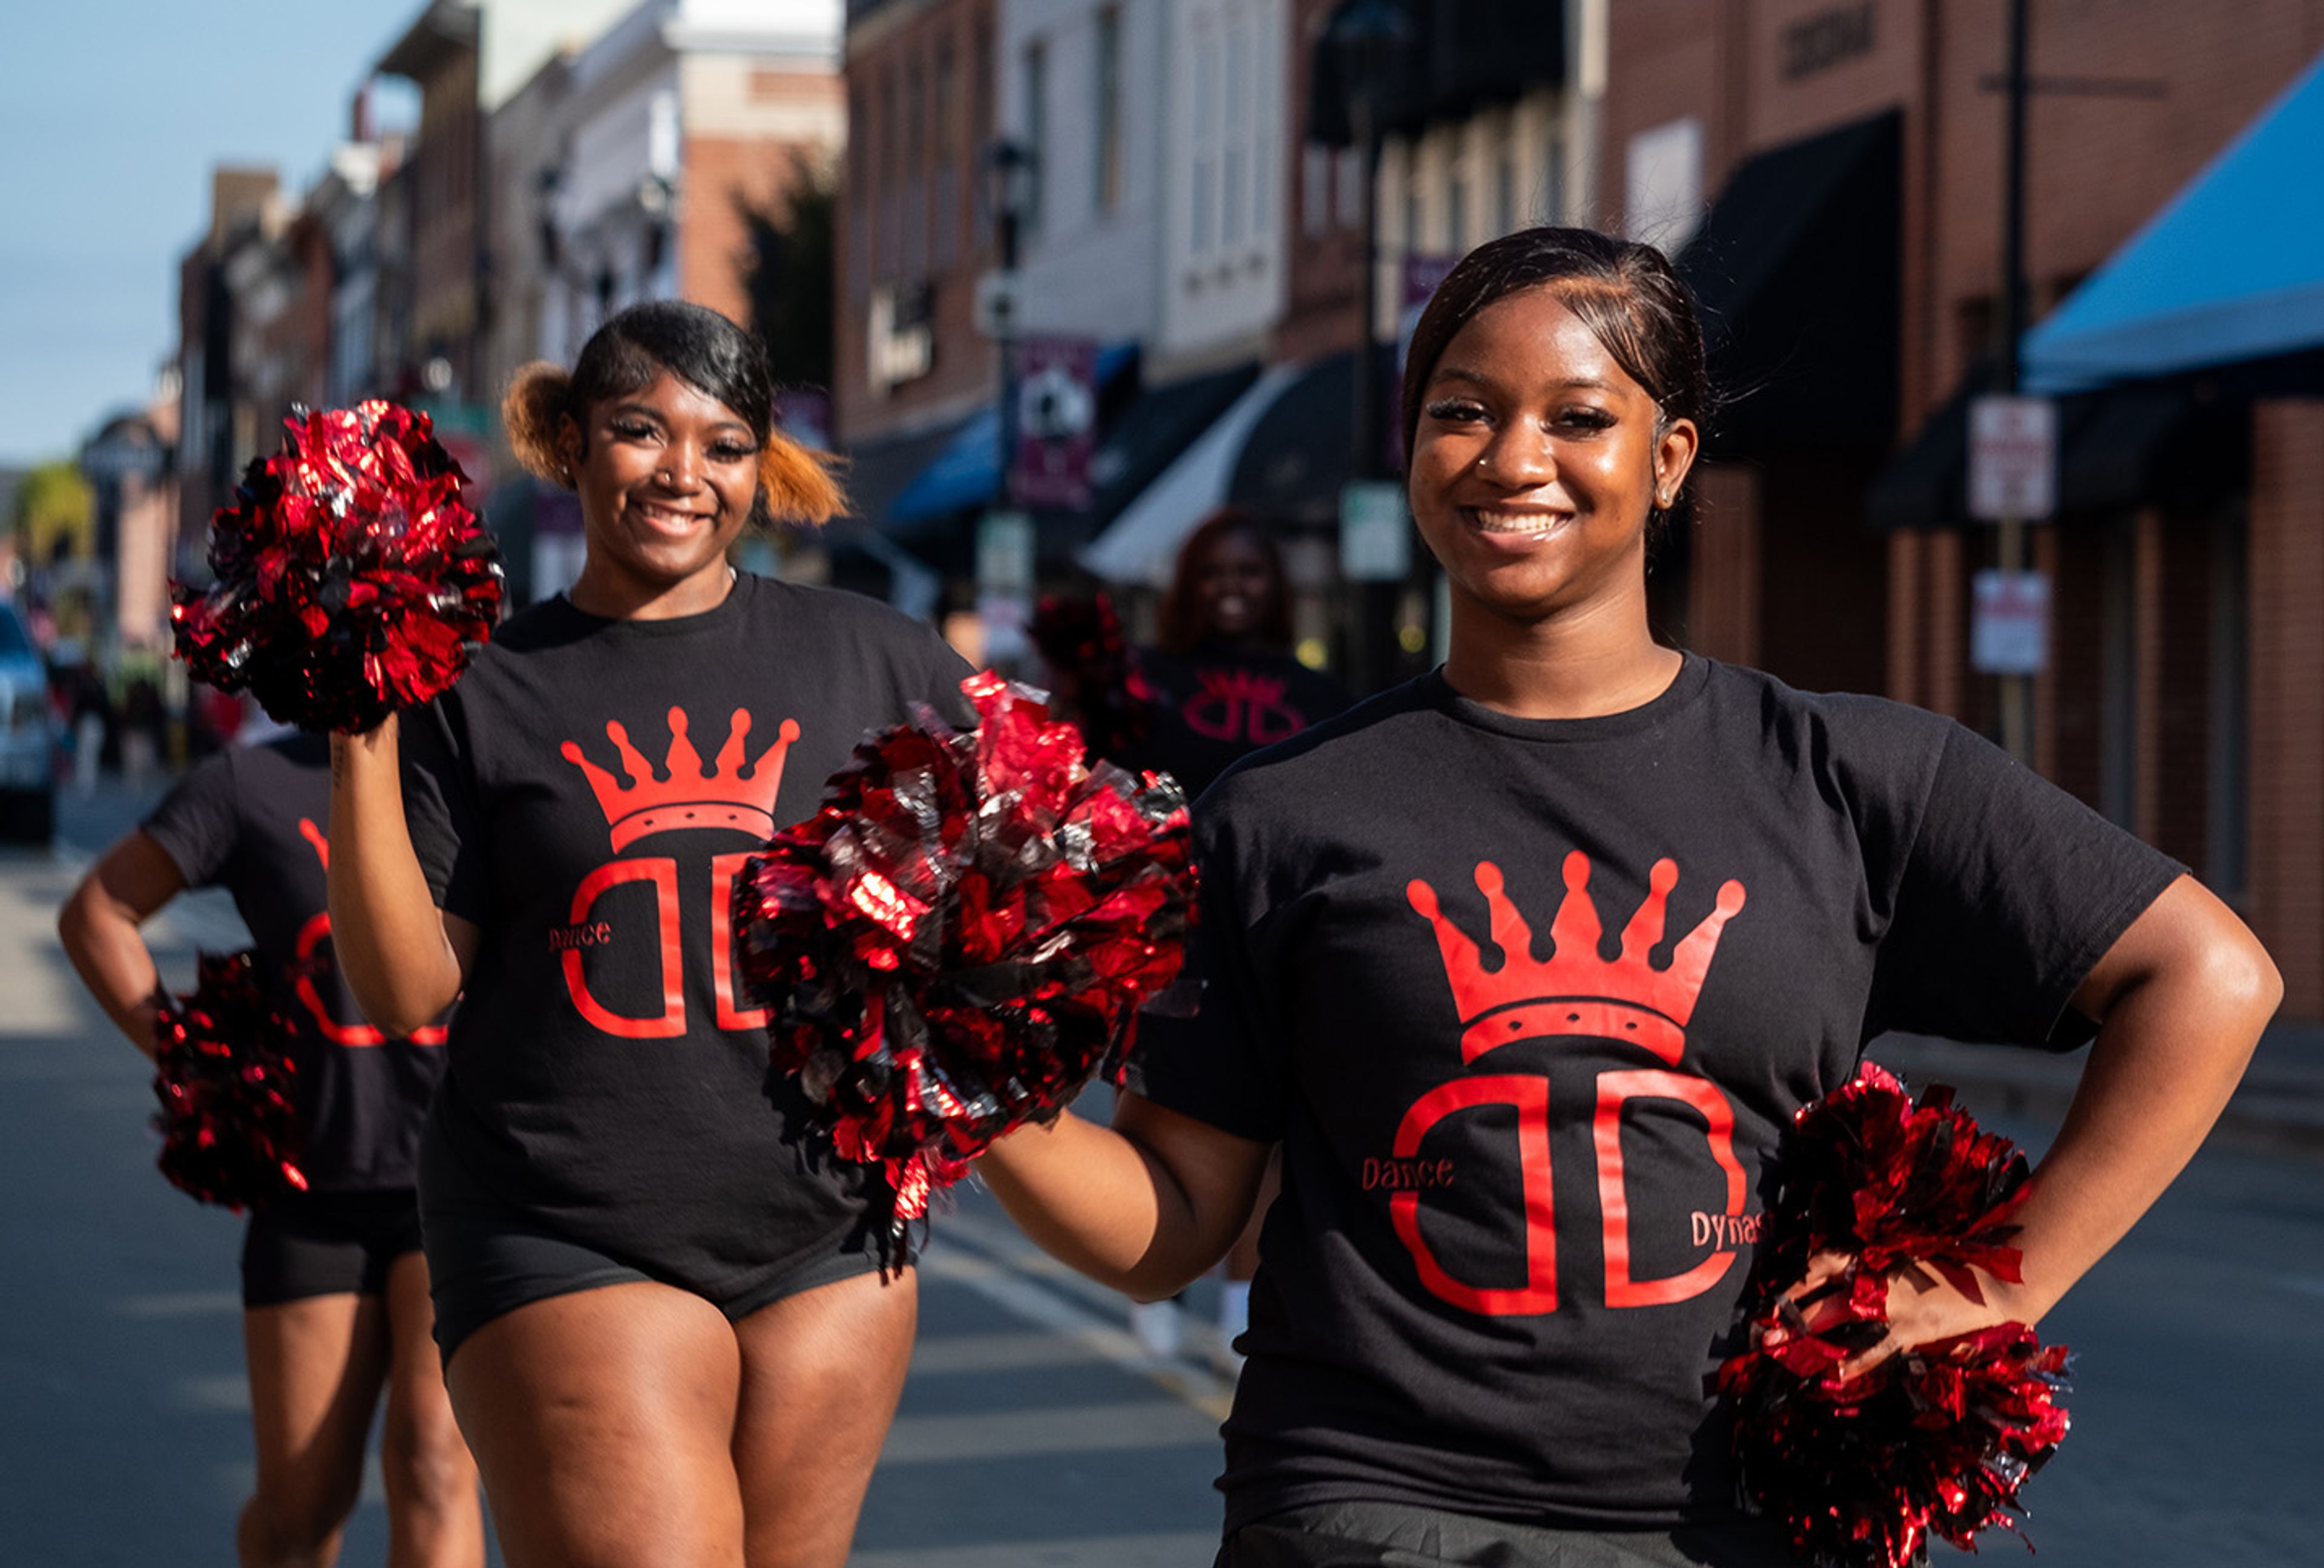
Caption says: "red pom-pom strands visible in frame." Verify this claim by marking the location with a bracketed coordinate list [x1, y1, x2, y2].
[1026, 591, 1154, 764]
[151, 950, 308, 1211]
[734, 673, 1195, 1261]
[170, 401, 504, 733]
[1716, 1064, 2072, 1568]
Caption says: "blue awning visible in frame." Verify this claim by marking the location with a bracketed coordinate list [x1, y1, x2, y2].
[887, 343, 1138, 523]
[2024, 51, 2324, 392]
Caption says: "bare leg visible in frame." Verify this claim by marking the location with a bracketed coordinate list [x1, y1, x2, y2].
[240, 1293, 390, 1568]
[376, 1251, 484, 1567]
[732, 1267, 919, 1568]
[442, 1282, 747, 1568]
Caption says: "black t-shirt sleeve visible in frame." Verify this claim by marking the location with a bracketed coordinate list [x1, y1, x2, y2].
[139, 752, 240, 888]
[1121, 811, 1291, 1143]
[1868, 721, 2185, 1049]
[399, 697, 488, 925]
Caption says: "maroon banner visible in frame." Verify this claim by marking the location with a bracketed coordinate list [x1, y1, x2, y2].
[1011, 335, 1101, 510]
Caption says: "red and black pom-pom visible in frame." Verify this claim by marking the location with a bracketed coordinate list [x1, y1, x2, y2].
[734, 672, 1195, 1260]
[171, 401, 504, 733]
[1717, 1064, 2072, 1568]
[1026, 591, 1154, 766]
[151, 950, 308, 1212]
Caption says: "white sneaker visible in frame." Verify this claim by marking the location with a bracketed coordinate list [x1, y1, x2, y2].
[1130, 1298, 1183, 1358]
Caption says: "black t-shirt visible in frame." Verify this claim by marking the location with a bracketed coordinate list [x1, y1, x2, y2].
[1126, 655, 2182, 1532]
[401, 572, 974, 1299]
[1135, 646, 1351, 800]
[142, 733, 447, 1193]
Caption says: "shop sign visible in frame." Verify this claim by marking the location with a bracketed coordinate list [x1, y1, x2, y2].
[1011, 335, 1100, 510]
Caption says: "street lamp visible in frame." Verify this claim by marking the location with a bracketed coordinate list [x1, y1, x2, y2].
[977, 137, 1040, 666]
[983, 139, 1037, 510]
[1326, 0, 1415, 691]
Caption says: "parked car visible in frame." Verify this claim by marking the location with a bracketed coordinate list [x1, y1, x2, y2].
[0, 605, 56, 841]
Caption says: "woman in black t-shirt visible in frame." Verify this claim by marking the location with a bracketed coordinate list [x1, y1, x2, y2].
[1135, 509, 1350, 803]
[976, 228, 2279, 1566]
[1118, 510, 1347, 1365]
[58, 731, 482, 1567]
[329, 301, 970, 1567]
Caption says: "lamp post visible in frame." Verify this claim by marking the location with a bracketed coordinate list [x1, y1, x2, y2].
[984, 139, 1036, 511]
[979, 138, 1038, 666]
[1328, 0, 1415, 692]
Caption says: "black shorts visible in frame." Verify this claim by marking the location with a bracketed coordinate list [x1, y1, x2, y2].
[418, 1120, 883, 1365]
[241, 1189, 424, 1308]
[1218, 1500, 1807, 1568]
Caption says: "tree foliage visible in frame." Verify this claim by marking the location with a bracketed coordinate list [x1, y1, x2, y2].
[12, 461, 94, 565]
[737, 152, 838, 390]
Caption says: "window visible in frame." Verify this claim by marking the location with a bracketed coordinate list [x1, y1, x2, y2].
[1094, 5, 1124, 215]
[1191, 25, 1219, 254]
[1624, 117, 1703, 252]
[1302, 143, 1329, 236]
[934, 38, 959, 266]
[1336, 146, 1363, 229]
[1022, 39, 1048, 241]
[1446, 168, 1467, 253]
[1541, 132, 1567, 225]
[1223, 10, 1249, 245]
[1494, 131, 1517, 235]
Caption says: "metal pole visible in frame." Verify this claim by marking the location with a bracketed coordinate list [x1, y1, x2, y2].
[996, 197, 1019, 513]
[1996, 0, 2032, 762]
[1348, 91, 1388, 691]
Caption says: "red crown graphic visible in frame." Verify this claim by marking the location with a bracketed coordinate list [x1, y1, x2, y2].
[560, 706, 801, 851]
[1406, 852, 1745, 1064]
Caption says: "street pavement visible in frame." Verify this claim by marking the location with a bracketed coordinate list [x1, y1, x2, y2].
[1, 776, 2317, 1565]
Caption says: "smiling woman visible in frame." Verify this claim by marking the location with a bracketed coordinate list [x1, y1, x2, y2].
[324, 300, 974, 1568]
[971, 227, 2277, 1567]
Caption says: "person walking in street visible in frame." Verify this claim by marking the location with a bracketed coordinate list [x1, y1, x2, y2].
[57, 731, 483, 1568]
[1127, 510, 1347, 1367]
[327, 301, 972, 1568]
[975, 226, 2279, 1566]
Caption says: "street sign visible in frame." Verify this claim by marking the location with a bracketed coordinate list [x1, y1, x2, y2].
[976, 509, 1035, 664]
[1340, 481, 1411, 582]
[1971, 568, 2050, 674]
[1968, 394, 2057, 520]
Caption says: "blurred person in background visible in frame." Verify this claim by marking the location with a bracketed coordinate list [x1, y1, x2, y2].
[1131, 510, 1347, 1368]
[57, 732, 481, 1568]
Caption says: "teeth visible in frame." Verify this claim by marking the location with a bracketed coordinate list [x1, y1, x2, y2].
[1471, 509, 1570, 534]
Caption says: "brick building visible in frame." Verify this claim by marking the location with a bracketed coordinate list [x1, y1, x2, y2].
[1598, 0, 2324, 1009]
[834, 0, 1003, 505]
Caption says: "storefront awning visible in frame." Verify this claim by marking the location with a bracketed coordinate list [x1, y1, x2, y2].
[1677, 109, 1900, 454]
[1866, 371, 2242, 529]
[1080, 364, 1304, 586]
[2024, 51, 2324, 392]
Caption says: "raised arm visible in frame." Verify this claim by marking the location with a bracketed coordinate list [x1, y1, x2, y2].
[977, 1092, 1273, 1301]
[57, 831, 189, 1055]
[1811, 874, 2279, 1373]
[327, 718, 476, 1037]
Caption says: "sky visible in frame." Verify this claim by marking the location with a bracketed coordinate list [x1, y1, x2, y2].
[0, 0, 420, 468]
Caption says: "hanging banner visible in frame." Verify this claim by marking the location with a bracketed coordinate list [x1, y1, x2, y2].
[1012, 335, 1101, 509]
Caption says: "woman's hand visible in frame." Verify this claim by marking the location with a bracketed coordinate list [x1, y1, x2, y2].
[1767, 1250, 2035, 1383]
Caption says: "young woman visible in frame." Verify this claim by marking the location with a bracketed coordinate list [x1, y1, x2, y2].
[1128, 511, 1346, 1364]
[1136, 510, 1350, 804]
[327, 300, 973, 1568]
[58, 729, 482, 1568]
[976, 228, 2279, 1566]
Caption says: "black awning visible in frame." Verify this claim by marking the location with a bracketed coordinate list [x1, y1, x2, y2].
[1223, 344, 1397, 530]
[1678, 110, 1901, 456]
[1310, 1, 1567, 146]
[835, 412, 983, 538]
[1866, 373, 2244, 530]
